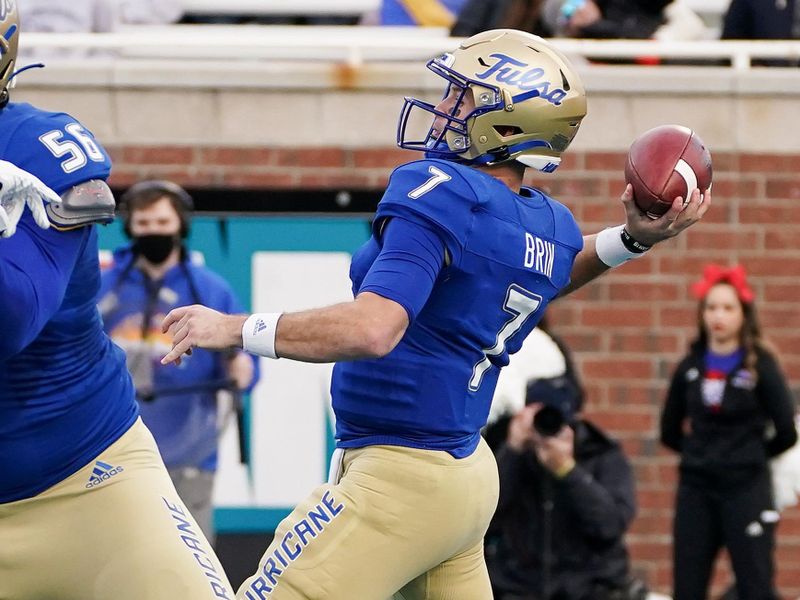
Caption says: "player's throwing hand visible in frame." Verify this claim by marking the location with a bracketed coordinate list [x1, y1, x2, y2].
[0, 159, 59, 238]
[622, 183, 711, 248]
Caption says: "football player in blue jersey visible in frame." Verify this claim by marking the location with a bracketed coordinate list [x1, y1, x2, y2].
[0, 5, 235, 599]
[161, 30, 710, 600]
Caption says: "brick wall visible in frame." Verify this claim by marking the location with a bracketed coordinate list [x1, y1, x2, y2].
[107, 145, 800, 597]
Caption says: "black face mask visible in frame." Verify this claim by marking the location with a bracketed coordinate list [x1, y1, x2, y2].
[132, 234, 178, 265]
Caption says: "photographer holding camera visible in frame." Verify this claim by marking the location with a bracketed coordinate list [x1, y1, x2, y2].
[486, 375, 643, 600]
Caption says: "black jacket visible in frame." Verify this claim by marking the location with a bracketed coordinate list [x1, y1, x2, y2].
[450, 0, 549, 37]
[660, 345, 797, 487]
[575, 0, 670, 39]
[722, 0, 799, 40]
[486, 420, 636, 599]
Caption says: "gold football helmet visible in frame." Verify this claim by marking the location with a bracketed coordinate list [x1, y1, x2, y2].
[0, 0, 19, 107]
[398, 29, 587, 172]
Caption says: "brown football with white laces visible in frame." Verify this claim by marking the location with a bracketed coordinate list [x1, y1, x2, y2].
[624, 125, 713, 219]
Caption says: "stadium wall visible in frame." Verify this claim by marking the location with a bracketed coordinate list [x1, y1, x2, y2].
[17, 63, 800, 597]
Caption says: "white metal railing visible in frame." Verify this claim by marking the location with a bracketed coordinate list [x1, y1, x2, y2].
[20, 27, 800, 70]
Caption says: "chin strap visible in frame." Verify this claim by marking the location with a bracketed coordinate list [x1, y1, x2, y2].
[8, 62, 44, 82]
[2, 63, 45, 107]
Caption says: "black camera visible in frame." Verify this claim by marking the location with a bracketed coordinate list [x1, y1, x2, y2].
[526, 375, 581, 437]
[533, 405, 568, 437]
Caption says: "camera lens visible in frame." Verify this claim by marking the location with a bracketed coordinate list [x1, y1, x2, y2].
[533, 406, 565, 437]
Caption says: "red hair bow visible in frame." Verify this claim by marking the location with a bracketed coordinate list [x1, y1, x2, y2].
[690, 264, 754, 304]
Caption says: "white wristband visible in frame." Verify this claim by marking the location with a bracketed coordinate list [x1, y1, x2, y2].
[242, 313, 282, 359]
[595, 225, 646, 268]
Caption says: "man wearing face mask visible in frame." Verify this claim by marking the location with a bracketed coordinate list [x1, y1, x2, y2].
[98, 180, 258, 544]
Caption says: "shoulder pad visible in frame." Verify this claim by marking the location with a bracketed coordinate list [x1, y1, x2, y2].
[540, 191, 583, 252]
[48, 179, 115, 230]
[375, 160, 479, 262]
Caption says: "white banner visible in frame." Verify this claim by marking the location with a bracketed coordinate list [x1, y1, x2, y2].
[213, 251, 353, 508]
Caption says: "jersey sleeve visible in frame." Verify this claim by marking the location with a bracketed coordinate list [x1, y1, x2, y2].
[374, 160, 479, 267]
[660, 359, 689, 452]
[0, 213, 87, 360]
[6, 111, 112, 194]
[358, 217, 445, 323]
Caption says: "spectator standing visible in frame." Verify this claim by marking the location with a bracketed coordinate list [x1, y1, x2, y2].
[99, 180, 257, 544]
[451, 0, 548, 37]
[486, 374, 644, 600]
[722, 0, 800, 40]
[660, 264, 797, 600]
[452, 0, 706, 45]
[721, 0, 800, 66]
[541, 0, 671, 38]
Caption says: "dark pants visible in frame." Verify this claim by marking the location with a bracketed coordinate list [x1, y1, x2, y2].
[672, 469, 779, 600]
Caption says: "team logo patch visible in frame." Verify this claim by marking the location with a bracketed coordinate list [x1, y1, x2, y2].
[85, 460, 124, 488]
[474, 53, 567, 106]
[253, 318, 267, 335]
[731, 368, 755, 390]
[701, 377, 725, 410]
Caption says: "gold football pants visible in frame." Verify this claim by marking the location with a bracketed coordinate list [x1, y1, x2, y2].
[237, 438, 499, 600]
[0, 418, 233, 600]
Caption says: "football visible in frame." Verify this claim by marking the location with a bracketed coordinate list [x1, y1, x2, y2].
[624, 125, 713, 219]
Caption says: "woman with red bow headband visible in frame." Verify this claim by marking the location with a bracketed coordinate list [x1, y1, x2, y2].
[660, 264, 797, 600]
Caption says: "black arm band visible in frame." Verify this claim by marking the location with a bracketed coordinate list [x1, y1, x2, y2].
[621, 228, 651, 254]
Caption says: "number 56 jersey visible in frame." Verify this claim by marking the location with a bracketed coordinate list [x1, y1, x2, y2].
[0, 102, 137, 503]
[332, 159, 584, 458]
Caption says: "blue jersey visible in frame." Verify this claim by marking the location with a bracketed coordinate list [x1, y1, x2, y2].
[331, 159, 583, 457]
[0, 102, 137, 503]
[100, 247, 258, 470]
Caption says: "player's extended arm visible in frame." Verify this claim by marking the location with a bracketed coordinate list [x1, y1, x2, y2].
[561, 183, 711, 296]
[162, 216, 444, 365]
[0, 180, 114, 359]
[0, 224, 75, 360]
[161, 292, 409, 365]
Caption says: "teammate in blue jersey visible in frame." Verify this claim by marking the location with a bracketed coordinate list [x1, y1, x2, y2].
[161, 30, 711, 600]
[0, 5, 234, 599]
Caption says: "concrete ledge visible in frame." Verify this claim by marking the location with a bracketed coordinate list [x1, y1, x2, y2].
[12, 60, 799, 152]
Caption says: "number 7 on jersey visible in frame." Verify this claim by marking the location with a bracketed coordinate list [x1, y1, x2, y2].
[469, 284, 543, 392]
